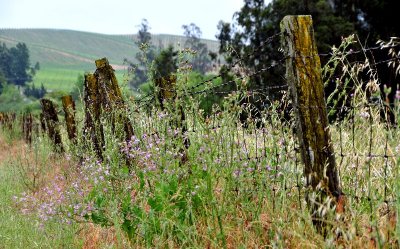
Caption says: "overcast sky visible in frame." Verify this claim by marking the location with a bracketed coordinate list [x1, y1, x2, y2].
[0, 0, 272, 40]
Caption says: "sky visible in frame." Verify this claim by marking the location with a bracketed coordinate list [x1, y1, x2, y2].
[0, 0, 271, 40]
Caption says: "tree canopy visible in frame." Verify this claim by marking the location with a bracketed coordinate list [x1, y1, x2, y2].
[182, 23, 212, 74]
[125, 19, 157, 89]
[216, 0, 399, 100]
[0, 42, 36, 86]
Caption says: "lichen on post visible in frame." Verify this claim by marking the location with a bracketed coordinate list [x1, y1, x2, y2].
[83, 73, 104, 159]
[40, 98, 63, 152]
[94, 58, 134, 142]
[61, 95, 77, 142]
[280, 15, 341, 229]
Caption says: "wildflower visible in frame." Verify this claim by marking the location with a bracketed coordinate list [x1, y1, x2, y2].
[396, 90, 400, 100]
[359, 111, 370, 119]
[233, 169, 241, 178]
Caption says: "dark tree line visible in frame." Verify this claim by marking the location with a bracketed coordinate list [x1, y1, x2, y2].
[0, 42, 38, 86]
[24, 83, 47, 99]
[216, 0, 400, 121]
[126, 20, 215, 89]
[0, 42, 46, 99]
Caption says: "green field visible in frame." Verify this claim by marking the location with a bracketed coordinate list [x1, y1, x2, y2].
[0, 29, 219, 93]
[32, 67, 127, 93]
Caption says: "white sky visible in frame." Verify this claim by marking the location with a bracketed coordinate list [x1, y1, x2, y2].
[0, 0, 271, 40]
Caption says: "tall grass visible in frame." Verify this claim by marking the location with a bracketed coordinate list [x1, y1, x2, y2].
[0, 129, 82, 248]
[2, 35, 400, 248]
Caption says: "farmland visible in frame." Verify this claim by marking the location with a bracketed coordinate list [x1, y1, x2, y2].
[0, 29, 219, 92]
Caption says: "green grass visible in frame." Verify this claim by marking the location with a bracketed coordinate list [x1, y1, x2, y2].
[0, 138, 82, 248]
[0, 29, 219, 71]
[32, 67, 127, 93]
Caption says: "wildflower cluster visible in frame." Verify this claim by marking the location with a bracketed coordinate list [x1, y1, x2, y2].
[13, 156, 111, 226]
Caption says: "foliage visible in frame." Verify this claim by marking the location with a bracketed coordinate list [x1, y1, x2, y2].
[152, 45, 178, 80]
[0, 83, 26, 112]
[24, 83, 47, 99]
[4, 35, 400, 247]
[182, 23, 213, 74]
[0, 42, 37, 86]
[125, 19, 157, 89]
[70, 74, 84, 101]
[0, 70, 5, 94]
[333, 0, 400, 41]
[216, 0, 355, 99]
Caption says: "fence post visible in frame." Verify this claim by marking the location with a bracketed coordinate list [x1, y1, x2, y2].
[61, 95, 77, 142]
[280, 15, 341, 228]
[83, 73, 104, 159]
[94, 58, 134, 142]
[40, 98, 63, 152]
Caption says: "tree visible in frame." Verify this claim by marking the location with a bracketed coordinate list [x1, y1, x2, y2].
[70, 74, 84, 101]
[334, 0, 400, 123]
[182, 23, 212, 74]
[0, 70, 5, 95]
[24, 83, 47, 99]
[152, 45, 178, 80]
[216, 0, 355, 99]
[9, 43, 32, 86]
[0, 42, 36, 86]
[125, 19, 157, 89]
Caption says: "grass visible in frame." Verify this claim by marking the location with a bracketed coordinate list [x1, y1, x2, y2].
[0, 132, 82, 248]
[32, 67, 127, 93]
[0, 29, 219, 70]
[1, 35, 399, 248]
[3, 95, 397, 247]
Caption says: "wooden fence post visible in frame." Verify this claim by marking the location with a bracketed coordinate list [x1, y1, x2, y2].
[281, 15, 341, 228]
[61, 95, 77, 142]
[83, 73, 104, 159]
[23, 113, 33, 145]
[94, 58, 134, 141]
[40, 98, 63, 152]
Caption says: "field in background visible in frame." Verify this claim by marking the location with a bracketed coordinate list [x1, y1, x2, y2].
[32, 67, 127, 93]
[0, 29, 220, 92]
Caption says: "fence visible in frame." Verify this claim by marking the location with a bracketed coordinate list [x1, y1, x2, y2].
[1, 15, 399, 239]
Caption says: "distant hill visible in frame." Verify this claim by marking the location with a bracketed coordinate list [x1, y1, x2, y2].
[0, 29, 220, 92]
[0, 29, 220, 71]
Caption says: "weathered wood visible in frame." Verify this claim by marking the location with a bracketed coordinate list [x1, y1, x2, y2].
[281, 15, 341, 227]
[40, 98, 63, 152]
[94, 58, 134, 141]
[23, 113, 33, 145]
[155, 75, 190, 162]
[61, 95, 77, 142]
[155, 75, 177, 109]
[83, 73, 104, 159]
[39, 112, 47, 135]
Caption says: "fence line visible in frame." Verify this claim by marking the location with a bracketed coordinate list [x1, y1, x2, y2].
[1, 15, 399, 238]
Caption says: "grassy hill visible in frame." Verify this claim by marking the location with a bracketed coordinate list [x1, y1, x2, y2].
[0, 29, 220, 92]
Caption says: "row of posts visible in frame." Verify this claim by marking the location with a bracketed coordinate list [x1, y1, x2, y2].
[0, 16, 341, 233]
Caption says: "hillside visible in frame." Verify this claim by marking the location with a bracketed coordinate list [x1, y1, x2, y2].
[0, 29, 220, 91]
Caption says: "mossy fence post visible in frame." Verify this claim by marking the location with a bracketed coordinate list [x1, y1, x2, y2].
[83, 73, 104, 159]
[22, 113, 33, 145]
[94, 58, 134, 142]
[280, 15, 342, 230]
[40, 98, 64, 152]
[155, 75, 190, 162]
[62, 95, 77, 143]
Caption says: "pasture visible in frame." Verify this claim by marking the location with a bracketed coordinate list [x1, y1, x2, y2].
[0, 17, 399, 248]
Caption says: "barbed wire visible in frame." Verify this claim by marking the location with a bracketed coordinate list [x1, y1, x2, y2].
[318, 43, 400, 57]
